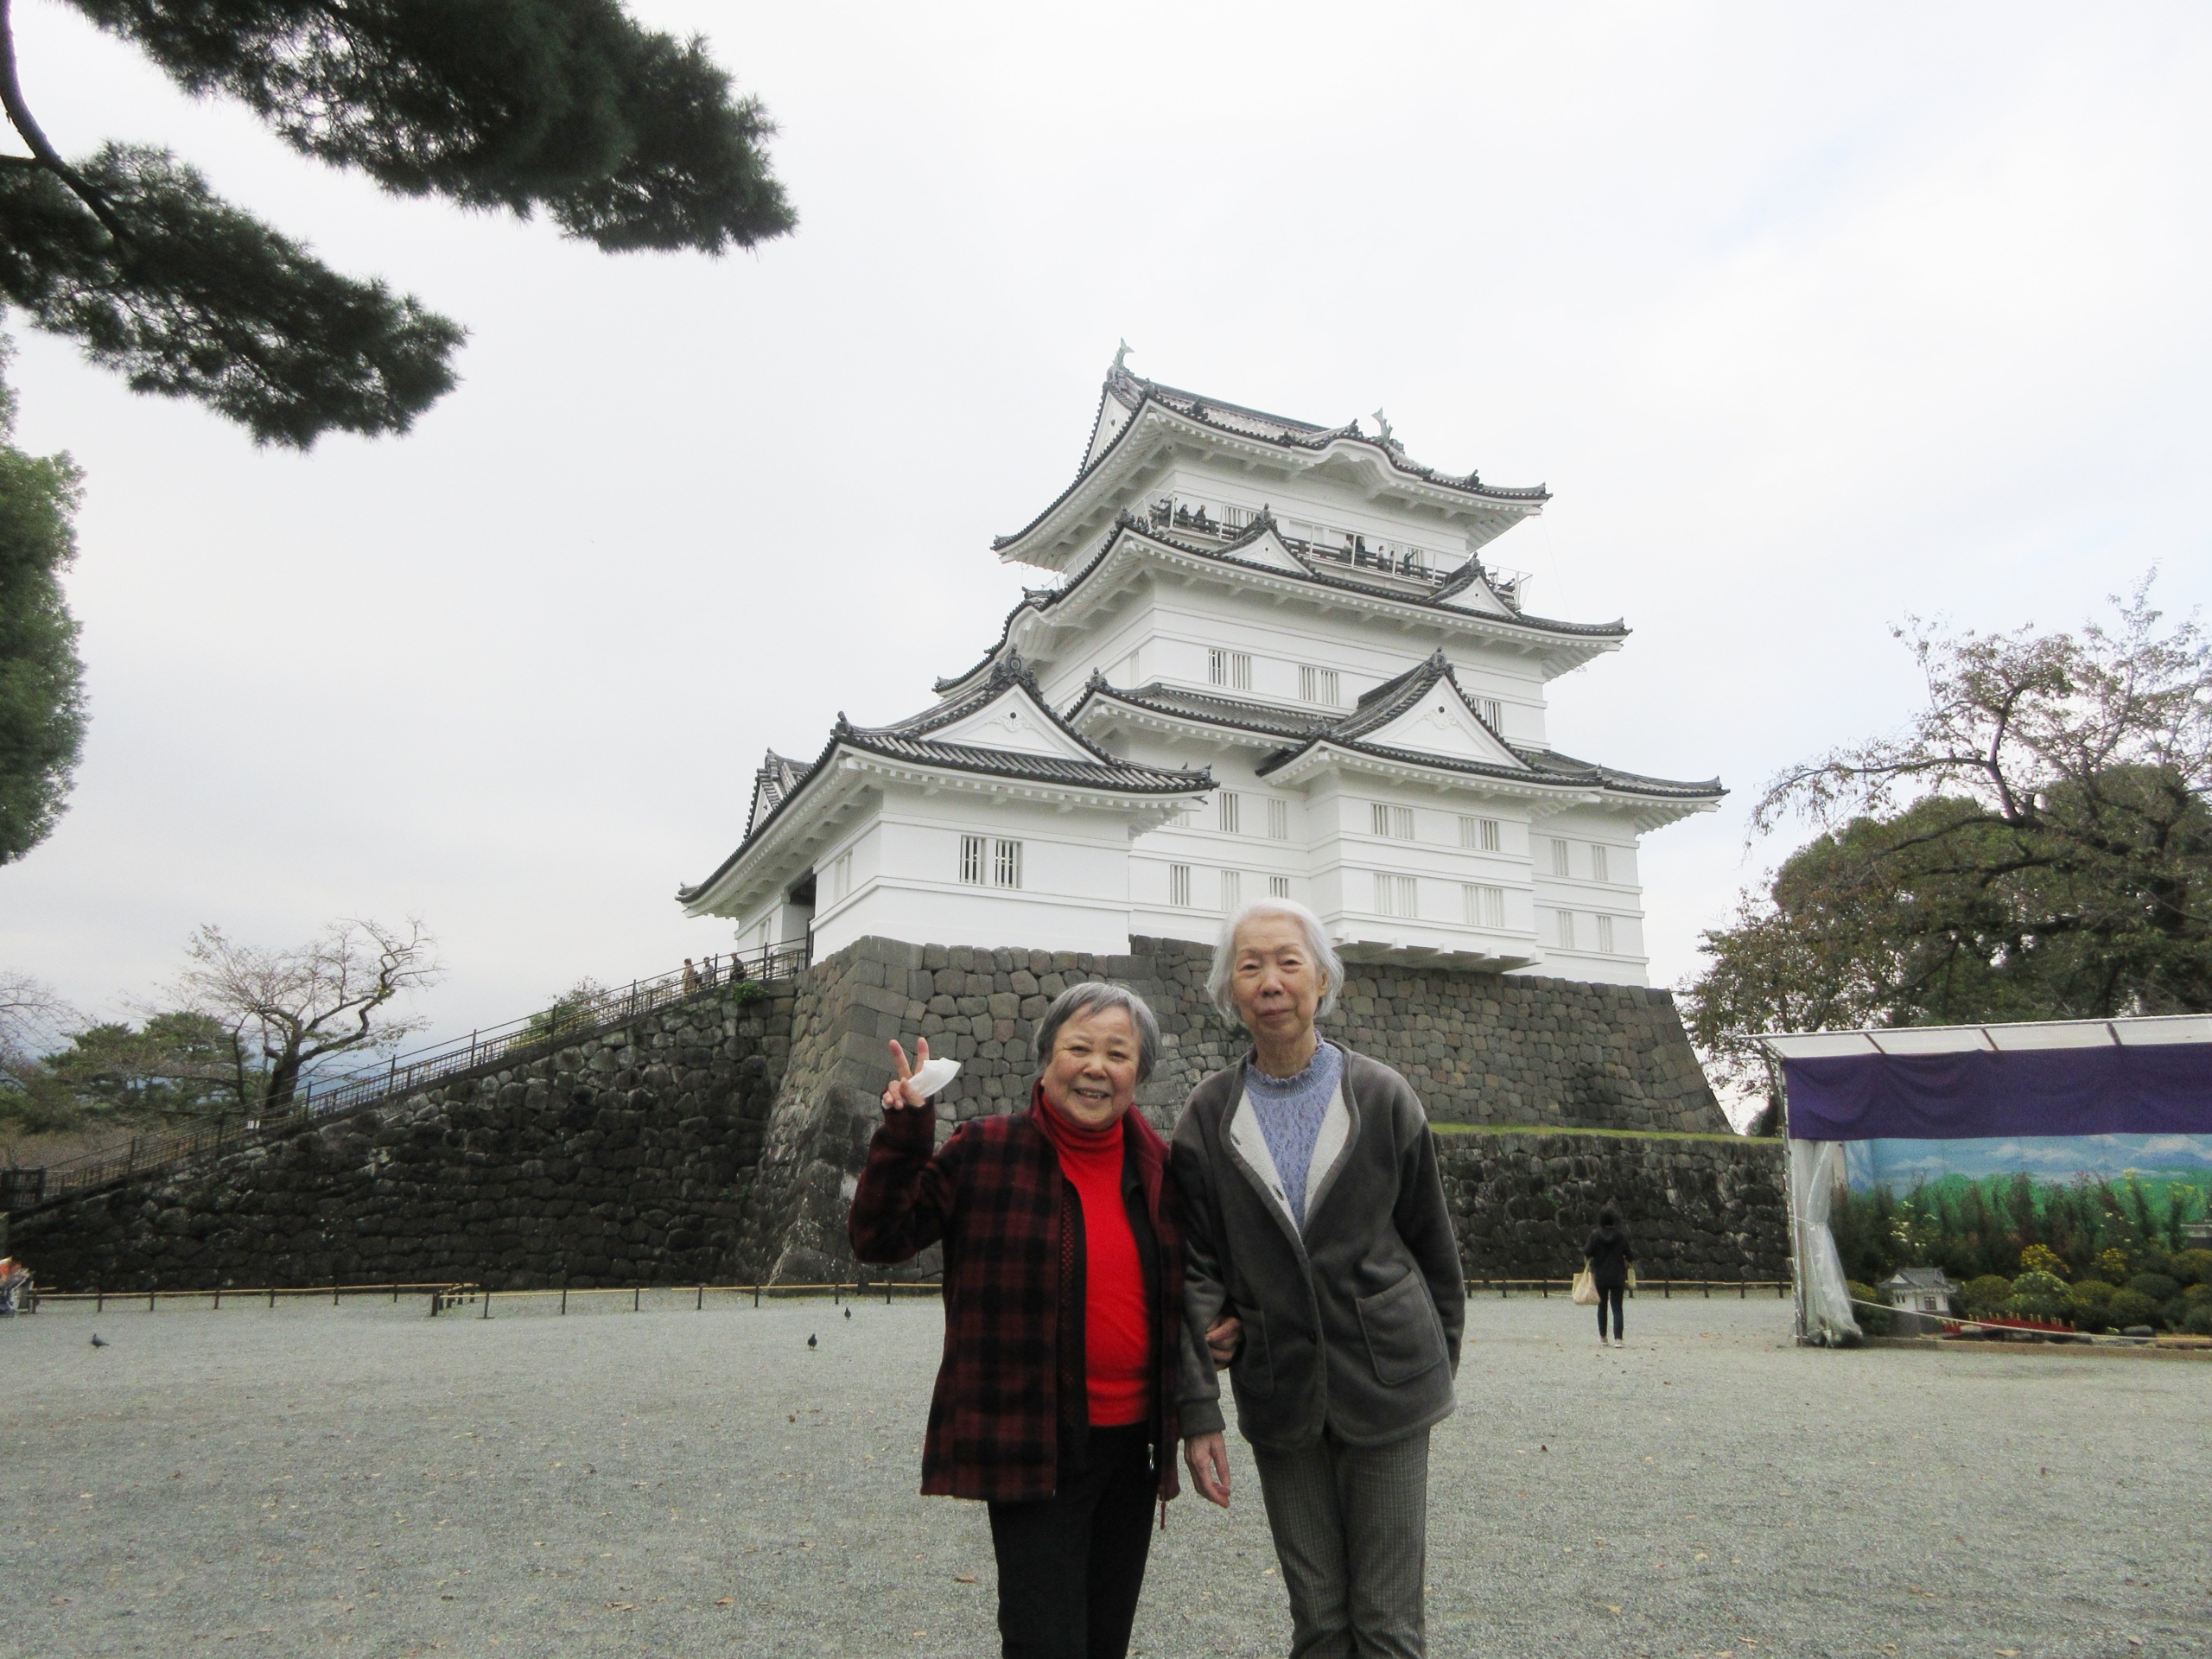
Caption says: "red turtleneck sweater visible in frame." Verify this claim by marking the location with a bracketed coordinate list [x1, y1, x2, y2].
[1035, 1091, 1153, 1427]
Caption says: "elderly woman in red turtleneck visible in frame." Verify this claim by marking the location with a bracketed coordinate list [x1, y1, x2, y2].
[849, 982, 1204, 1659]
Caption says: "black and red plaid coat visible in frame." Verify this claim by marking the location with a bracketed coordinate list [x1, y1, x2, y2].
[848, 1085, 1185, 1505]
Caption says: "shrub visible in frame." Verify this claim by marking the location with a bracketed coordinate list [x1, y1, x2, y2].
[2106, 1288, 2163, 1331]
[2094, 1246, 2133, 1281]
[2170, 1249, 2212, 1287]
[2068, 1280, 2117, 1332]
[2182, 1303, 2212, 1337]
[2005, 1271, 2073, 1322]
[2018, 1243, 2068, 1280]
[1846, 1281, 1894, 1336]
[1963, 1274, 2015, 1316]
[2130, 1273, 2182, 1305]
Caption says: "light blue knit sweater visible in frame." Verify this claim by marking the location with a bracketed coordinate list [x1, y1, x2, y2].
[1243, 1042, 1345, 1226]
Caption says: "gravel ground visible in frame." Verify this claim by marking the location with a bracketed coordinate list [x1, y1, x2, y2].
[3, 1287, 2209, 1659]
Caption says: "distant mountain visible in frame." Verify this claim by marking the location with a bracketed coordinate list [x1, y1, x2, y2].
[1847, 1133, 2212, 1192]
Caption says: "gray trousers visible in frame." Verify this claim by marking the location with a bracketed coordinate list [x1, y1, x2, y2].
[1248, 1427, 1429, 1659]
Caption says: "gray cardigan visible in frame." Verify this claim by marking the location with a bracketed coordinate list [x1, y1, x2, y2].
[1173, 1042, 1465, 1450]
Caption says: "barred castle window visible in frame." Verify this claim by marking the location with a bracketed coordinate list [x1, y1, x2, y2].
[1268, 798, 1290, 840]
[1168, 863, 1192, 907]
[1208, 648, 1252, 690]
[1220, 870, 1241, 912]
[1300, 664, 1341, 705]
[1217, 791, 1241, 834]
[959, 835, 985, 885]
[1268, 875, 1290, 899]
[1375, 873, 1418, 918]
[1464, 884, 1504, 928]
[1372, 804, 1415, 841]
[994, 839, 1022, 889]
[1459, 816, 1501, 852]
[1591, 843, 1611, 882]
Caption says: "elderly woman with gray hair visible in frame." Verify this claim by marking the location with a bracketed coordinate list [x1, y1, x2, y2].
[1175, 899, 1465, 1659]
[849, 980, 1190, 1659]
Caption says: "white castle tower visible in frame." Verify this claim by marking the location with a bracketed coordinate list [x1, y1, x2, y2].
[680, 361, 1722, 985]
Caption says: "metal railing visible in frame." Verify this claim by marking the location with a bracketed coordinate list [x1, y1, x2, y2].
[15, 939, 810, 1208]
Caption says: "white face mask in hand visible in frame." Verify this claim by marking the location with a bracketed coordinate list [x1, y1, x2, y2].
[911, 1056, 961, 1096]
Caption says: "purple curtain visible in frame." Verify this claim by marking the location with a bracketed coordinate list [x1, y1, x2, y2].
[1783, 1044, 2212, 1141]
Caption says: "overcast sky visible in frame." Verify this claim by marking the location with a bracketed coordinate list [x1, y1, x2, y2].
[4, 2, 2209, 1071]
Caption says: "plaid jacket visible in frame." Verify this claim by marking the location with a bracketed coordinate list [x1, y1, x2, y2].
[848, 1088, 1185, 1504]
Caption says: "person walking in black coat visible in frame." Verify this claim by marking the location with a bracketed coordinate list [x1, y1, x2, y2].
[1584, 1206, 1635, 1347]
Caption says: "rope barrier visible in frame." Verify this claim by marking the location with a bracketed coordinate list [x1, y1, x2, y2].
[1843, 1294, 2209, 1348]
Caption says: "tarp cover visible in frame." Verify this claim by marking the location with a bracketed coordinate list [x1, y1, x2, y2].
[1784, 1043, 2212, 1141]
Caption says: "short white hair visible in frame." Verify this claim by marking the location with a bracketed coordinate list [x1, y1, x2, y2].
[1207, 899, 1344, 1023]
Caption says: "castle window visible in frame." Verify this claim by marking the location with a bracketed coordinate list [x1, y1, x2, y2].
[1596, 913, 1616, 954]
[1459, 816, 1502, 852]
[959, 835, 986, 886]
[1300, 664, 1341, 706]
[1168, 863, 1192, 907]
[1375, 873, 1419, 918]
[1551, 837, 1572, 878]
[994, 838, 1023, 889]
[1208, 649, 1252, 690]
[1268, 875, 1291, 899]
[1222, 504, 1253, 531]
[1268, 798, 1290, 840]
[1217, 791, 1241, 834]
[1591, 843, 1611, 883]
[1478, 697, 1503, 731]
[1371, 804, 1415, 841]
[1220, 870, 1241, 912]
[1465, 884, 1505, 929]
[1556, 909, 1577, 949]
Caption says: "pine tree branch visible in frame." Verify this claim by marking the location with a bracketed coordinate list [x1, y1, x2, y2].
[0, 0, 130, 245]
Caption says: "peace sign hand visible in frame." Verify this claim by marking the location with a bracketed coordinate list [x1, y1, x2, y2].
[883, 1038, 933, 1111]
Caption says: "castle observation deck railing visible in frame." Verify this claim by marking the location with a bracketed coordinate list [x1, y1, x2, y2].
[11, 939, 810, 1210]
[1141, 498, 1529, 610]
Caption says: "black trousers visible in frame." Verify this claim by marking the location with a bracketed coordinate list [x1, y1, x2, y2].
[1597, 1283, 1625, 1339]
[986, 1423, 1157, 1659]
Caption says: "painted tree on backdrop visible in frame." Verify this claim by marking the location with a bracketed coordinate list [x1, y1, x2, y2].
[1684, 582, 2212, 1109]
[0, 335, 85, 864]
[0, 0, 794, 447]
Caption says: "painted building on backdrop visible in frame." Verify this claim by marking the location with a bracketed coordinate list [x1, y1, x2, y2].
[679, 360, 1724, 985]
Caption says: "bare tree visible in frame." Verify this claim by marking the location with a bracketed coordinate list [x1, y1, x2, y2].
[1754, 577, 2212, 886]
[1687, 580, 2212, 1100]
[0, 968, 72, 1070]
[171, 918, 442, 1112]
[0, 968, 81, 1161]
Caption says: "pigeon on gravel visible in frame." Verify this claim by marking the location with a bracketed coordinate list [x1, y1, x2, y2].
[843, 1308, 851, 1320]
[89, 1333, 108, 1348]
[807, 1333, 817, 1349]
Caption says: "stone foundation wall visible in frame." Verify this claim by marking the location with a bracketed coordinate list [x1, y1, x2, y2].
[1436, 1129, 1788, 1281]
[11, 933, 1754, 1293]
[722, 934, 1735, 1284]
[13, 985, 791, 1293]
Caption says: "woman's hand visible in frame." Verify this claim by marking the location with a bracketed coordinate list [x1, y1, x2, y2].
[1185, 1432, 1231, 1508]
[1205, 1314, 1241, 1366]
[883, 1038, 933, 1111]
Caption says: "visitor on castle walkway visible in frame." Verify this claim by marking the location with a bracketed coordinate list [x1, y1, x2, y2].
[849, 982, 1224, 1659]
[1175, 899, 1465, 1659]
[1584, 1205, 1636, 1348]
